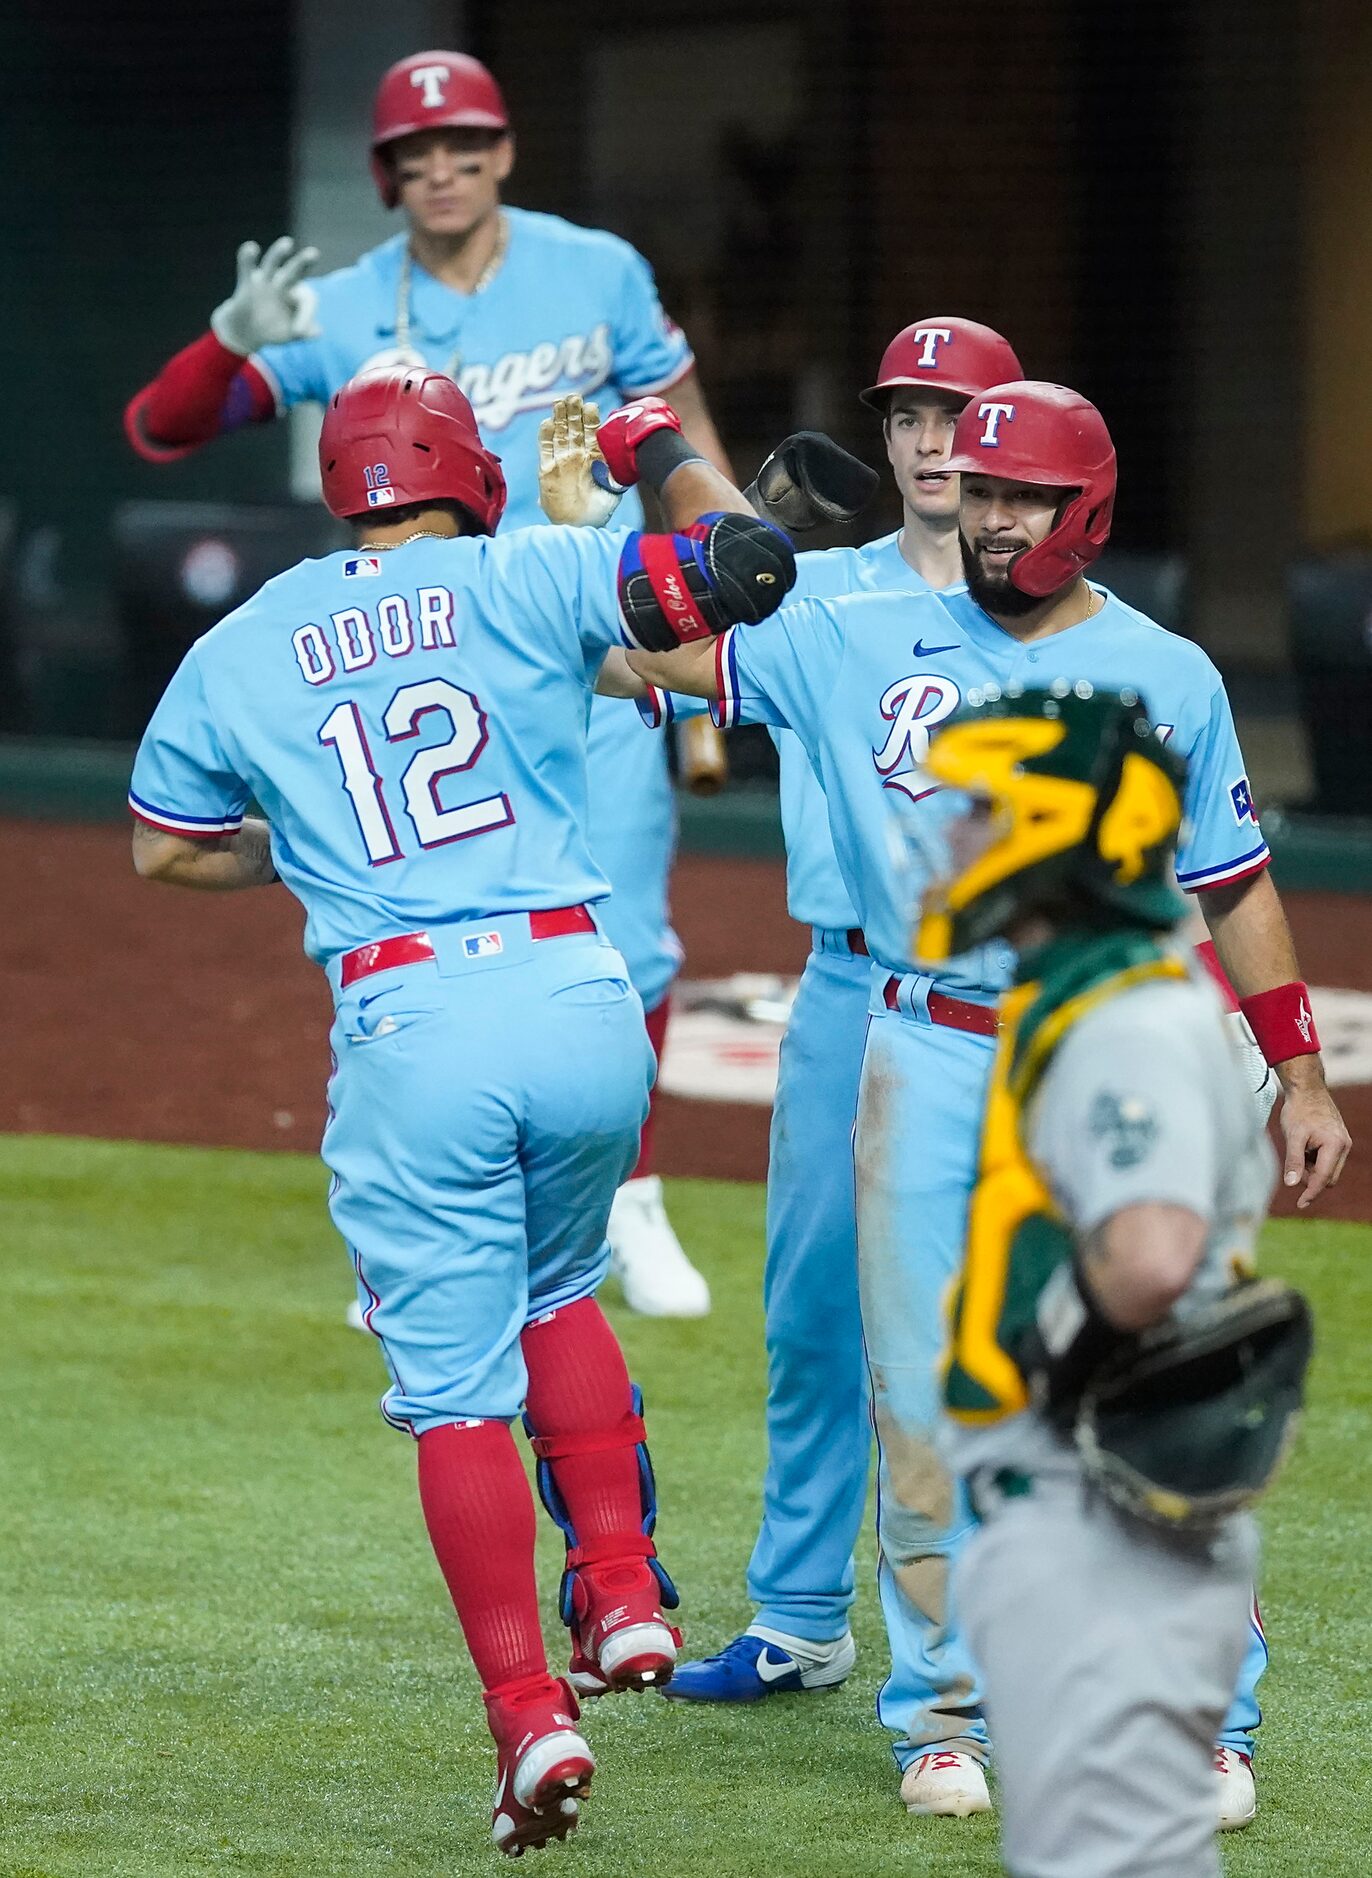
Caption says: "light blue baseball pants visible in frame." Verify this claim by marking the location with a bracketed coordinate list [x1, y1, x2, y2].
[747, 932, 875, 1640]
[322, 913, 655, 1432]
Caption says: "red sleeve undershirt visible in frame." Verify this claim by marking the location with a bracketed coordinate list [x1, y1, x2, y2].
[123, 330, 276, 462]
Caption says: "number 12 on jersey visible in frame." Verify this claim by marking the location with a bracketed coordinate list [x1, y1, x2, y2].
[319, 678, 514, 864]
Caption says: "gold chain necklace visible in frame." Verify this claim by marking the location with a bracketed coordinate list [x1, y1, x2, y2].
[395, 213, 509, 377]
[362, 530, 452, 552]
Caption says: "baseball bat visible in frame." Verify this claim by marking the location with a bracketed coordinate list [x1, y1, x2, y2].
[676, 715, 729, 796]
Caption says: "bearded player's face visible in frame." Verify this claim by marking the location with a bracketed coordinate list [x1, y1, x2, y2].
[958, 474, 1062, 616]
[391, 129, 514, 238]
[884, 390, 966, 523]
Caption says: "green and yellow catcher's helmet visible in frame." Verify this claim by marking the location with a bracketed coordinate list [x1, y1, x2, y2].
[914, 682, 1189, 963]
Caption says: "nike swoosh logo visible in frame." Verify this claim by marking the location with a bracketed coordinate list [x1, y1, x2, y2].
[755, 1649, 796, 1684]
[911, 640, 960, 657]
[357, 990, 386, 1009]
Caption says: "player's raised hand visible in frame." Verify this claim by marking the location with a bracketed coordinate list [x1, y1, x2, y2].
[210, 236, 321, 357]
[538, 395, 623, 526]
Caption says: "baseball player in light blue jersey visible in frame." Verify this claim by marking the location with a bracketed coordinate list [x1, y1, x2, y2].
[653, 321, 1026, 1707]
[626, 381, 1349, 1826]
[125, 48, 730, 1316]
[127, 370, 795, 1857]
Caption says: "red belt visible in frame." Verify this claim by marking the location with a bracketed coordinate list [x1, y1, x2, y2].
[845, 928, 869, 956]
[339, 905, 596, 988]
[882, 974, 1000, 1037]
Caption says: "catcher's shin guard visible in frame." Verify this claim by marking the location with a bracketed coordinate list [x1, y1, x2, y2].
[524, 1385, 681, 1694]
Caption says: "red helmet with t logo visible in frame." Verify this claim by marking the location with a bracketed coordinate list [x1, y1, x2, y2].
[860, 318, 1023, 410]
[943, 381, 1117, 596]
[370, 52, 510, 207]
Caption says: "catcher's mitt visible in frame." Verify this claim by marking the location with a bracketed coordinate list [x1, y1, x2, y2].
[1075, 1278, 1313, 1532]
[745, 432, 879, 532]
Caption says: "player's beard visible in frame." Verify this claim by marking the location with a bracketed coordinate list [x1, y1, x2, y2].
[959, 533, 1044, 619]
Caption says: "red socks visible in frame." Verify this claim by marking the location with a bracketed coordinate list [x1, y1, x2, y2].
[629, 996, 672, 1181]
[415, 1300, 646, 1692]
[521, 1297, 642, 1543]
[416, 1419, 546, 1691]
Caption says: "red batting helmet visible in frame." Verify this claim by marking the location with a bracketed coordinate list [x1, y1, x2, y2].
[370, 51, 510, 208]
[319, 368, 507, 533]
[859, 317, 1023, 411]
[943, 381, 1117, 597]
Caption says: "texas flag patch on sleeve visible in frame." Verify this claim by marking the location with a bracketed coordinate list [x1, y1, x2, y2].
[1230, 777, 1257, 824]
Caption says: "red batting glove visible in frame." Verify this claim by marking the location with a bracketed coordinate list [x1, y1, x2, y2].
[595, 397, 683, 490]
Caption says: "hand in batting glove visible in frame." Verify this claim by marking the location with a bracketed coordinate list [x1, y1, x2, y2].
[594, 396, 683, 491]
[210, 237, 321, 357]
[538, 395, 623, 527]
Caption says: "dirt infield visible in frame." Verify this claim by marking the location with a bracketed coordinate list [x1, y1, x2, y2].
[4, 815, 1369, 1220]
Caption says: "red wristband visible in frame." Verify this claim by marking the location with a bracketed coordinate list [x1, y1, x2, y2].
[1238, 981, 1320, 1066]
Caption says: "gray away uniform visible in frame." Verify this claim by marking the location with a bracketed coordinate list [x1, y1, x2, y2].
[944, 974, 1275, 1878]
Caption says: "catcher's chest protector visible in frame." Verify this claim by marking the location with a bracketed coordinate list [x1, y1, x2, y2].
[942, 931, 1188, 1424]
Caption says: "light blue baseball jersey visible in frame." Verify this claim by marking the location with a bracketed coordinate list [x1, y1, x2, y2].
[642, 530, 926, 933]
[129, 527, 640, 965]
[254, 210, 693, 531]
[253, 207, 694, 1000]
[715, 581, 1269, 983]
[782, 532, 926, 930]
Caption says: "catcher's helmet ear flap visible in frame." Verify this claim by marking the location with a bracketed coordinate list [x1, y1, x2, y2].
[944, 382, 1117, 597]
[914, 683, 1187, 960]
[860, 317, 1024, 410]
[370, 51, 509, 208]
[319, 367, 507, 532]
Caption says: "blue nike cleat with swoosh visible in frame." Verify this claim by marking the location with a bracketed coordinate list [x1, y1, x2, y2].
[660, 1628, 855, 1702]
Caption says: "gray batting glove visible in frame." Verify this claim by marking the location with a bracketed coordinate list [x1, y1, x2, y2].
[210, 236, 321, 356]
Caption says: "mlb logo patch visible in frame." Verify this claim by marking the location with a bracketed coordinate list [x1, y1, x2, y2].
[343, 556, 383, 578]
[366, 487, 396, 508]
[463, 932, 504, 959]
[1230, 777, 1256, 824]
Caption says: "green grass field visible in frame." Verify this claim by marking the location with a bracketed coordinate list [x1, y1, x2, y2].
[2, 1134, 1370, 1877]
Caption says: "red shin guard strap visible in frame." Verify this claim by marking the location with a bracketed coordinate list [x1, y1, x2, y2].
[566, 1532, 655, 1570]
[1239, 980, 1320, 1066]
[521, 1297, 645, 1545]
[528, 1412, 646, 1463]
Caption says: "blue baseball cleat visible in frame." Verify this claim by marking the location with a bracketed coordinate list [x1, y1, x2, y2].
[660, 1628, 855, 1703]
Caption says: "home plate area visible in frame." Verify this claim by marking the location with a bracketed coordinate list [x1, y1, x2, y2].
[660, 976, 1372, 1109]
[660, 974, 797, 1105]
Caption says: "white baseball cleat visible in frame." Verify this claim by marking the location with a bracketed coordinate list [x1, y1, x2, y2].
[1214, 1745, 1257, 1831]
[345, 1299, 366, 1331]
[900, 1751, 992, 1818]
[607, 1176, 711, 1317]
